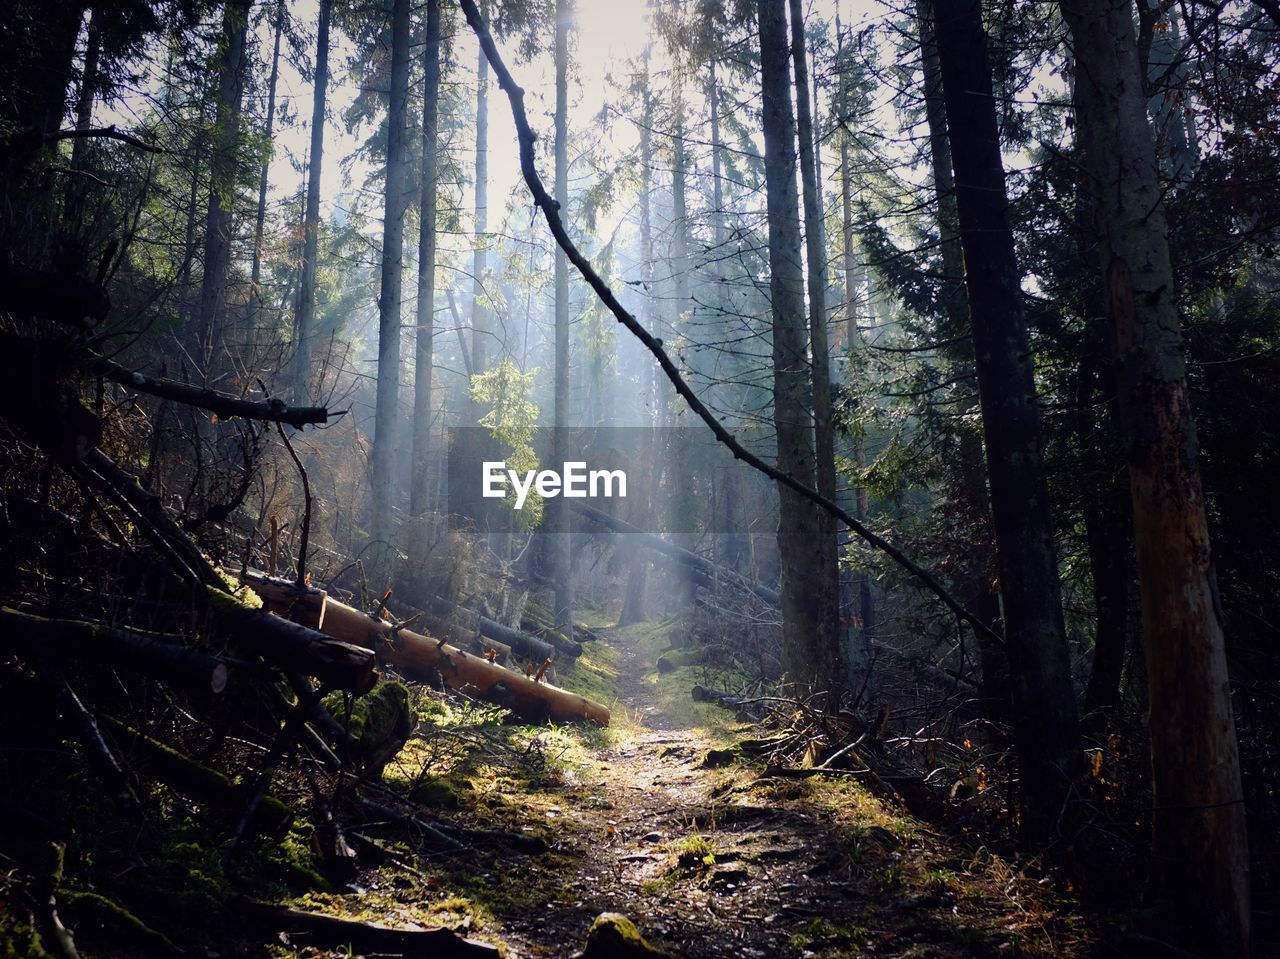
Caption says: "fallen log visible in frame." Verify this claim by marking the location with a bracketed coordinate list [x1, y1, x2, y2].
[209, 588, 376, 694]
[99, 717, 294, 836]
[236, 900, 500, 958]
[2, 606, 237, 694]
[243, 573, 610, 726]
[395, 583, 564, 661]
[570, 501, 780, 605]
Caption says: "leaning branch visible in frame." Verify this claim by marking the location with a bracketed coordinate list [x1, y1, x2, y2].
[46, 125, 165, 154]
[458, 0, 1002, 648]
[92, 355, 336, 428]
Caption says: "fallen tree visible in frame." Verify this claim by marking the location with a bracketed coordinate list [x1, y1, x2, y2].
[569, 501, 780, 606]
[243, 573, 610, 726]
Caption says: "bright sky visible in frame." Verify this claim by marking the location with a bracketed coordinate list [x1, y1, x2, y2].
[264, 0, 881, 234]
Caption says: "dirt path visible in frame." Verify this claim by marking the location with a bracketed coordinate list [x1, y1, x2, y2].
[473, 626, 1090, 958]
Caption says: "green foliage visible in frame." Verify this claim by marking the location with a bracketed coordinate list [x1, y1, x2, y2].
[469, 358, 543, 526]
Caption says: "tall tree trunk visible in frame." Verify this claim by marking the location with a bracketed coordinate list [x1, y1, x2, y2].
[1061, 0, 1251, 952]
[470, 0, 490, 375]
[294, 0, 331, 399]
[788, 0, 841, 691]
[932, 0, 1080, 846]
[411, 0, 441, 520]
[837, 46, 874, 648]
[619, 46, 656, 627]
[196, 0, 252, 370]
[250, 0, 284, 299]
[63, 12, 100, 230]
[369, 0, 411, 584]
[551, 0, 573, 639]
[757, 0, 840, 693]
[917, 0, 1007, 718]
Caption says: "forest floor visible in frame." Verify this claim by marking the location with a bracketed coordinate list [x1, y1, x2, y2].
[285, 609, 1098, 959]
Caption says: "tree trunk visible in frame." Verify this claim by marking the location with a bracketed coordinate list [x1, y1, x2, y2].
[548, 0, 574, 641]
[470, 0, 490, 375]
[411, 0, 441, 520]
[757, 0, 840, 693]
[837, 60, 874, 648]
[196, 0, 251, 368]
[788, 0, 842, 691]
[917, 0, 1007, 718]
[1061, 0, 1251, 952]
[369, 0, 411, 584]
[620, 48, 656, 626]
[250, 0, 283, 298]
[932, 0, 1080, 846]
[294, 0, 330, 398]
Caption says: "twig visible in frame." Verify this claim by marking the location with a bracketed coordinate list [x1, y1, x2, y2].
[275, 423, 312, 585]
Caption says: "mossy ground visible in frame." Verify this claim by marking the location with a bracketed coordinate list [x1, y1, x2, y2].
[1, 609, 1097, 958]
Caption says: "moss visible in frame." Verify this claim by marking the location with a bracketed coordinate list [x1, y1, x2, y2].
[0, 911, 47, 959]
[409, 774, 466, 810]
[582, 912, 668, 959]
[60, 890, 177, 954]
[323, 680, 413, 776]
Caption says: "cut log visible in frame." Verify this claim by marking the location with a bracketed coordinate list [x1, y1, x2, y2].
[242, 573, 610, 726]
[569, 501, 780, 605]
[209, 588, 376, 694]
[2, 606, 238, 694]
[236, 900, 500, 958]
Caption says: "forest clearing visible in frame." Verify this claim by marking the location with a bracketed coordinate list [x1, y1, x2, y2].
[0, 0, 1276, 956]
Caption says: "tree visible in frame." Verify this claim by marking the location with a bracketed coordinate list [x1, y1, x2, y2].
[196, 0, 252, 369]
[294, 0, 331, 398]
[787, 0, 841, 691]
[411, 0, 442, 521]
[369, 0, 411, 582]
[757, 0, 841, 693]
[1061, 0, 1251, 951]
[932, 0, 1080, 845]
[250, 0, 284, 299]
[550, 0, 573, 639]
[471, 0, 490, 375]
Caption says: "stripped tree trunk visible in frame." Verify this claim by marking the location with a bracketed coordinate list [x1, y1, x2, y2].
[1062, 0, 1251, 952]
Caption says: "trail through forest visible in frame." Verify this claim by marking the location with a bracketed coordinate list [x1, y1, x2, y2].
[348, 622, 1095, 959]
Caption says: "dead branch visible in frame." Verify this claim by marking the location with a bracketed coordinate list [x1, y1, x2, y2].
[92, 355, 335, 428]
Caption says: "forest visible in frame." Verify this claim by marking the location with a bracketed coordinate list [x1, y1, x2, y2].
[0, 0, 1276, 956]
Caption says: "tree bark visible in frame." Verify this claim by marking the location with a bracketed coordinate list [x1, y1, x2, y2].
[917, 0, 1007, 718]
[294, 0, 331, 399]
[757, 0, 841, 693]
[550, 0, 573, 641]
[196, 0, 252, 367]
[1061, 0, 1251, 952]
[250, 0, 284, 297]
[411, 0, 442, 520]
[933, 0, 1080, 845]
[788, 0, 842, 690]
[470, 0, 490, 374]
[369, 0, 411, 584]
[837, 49, 874, 647]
